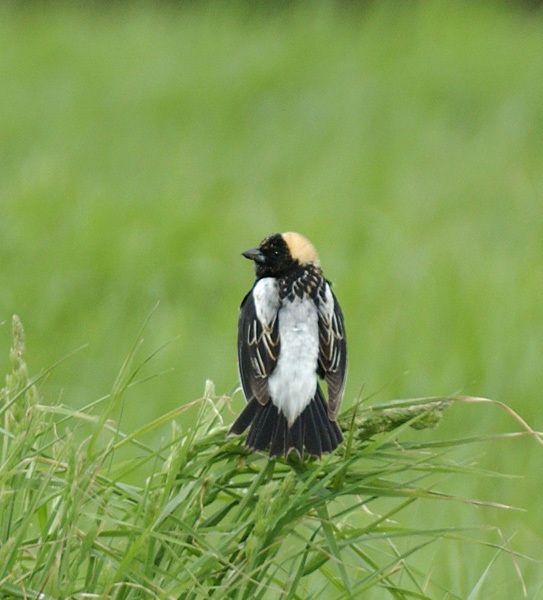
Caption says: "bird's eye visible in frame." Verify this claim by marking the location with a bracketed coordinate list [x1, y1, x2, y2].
[274, 250, 280, 257]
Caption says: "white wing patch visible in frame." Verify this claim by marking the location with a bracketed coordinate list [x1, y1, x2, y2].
[252, 278, 280, 329]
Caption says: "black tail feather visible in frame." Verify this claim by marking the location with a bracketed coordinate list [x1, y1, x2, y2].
[269, 411, 287, 456]
[311, 388, 334, 453]
[303, 398, 322, 457]
[248, 399, 276, 451]
[230, 386, 342, 458]
[246, 398, 267, 448]
[313, 386, 342, 449]
[229, 397, 259, 435]
[286, 415, 303, 458]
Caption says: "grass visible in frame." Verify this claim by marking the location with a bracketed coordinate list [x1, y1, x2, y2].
[1, 0, 543, 596]
[1, 315, 539, 599]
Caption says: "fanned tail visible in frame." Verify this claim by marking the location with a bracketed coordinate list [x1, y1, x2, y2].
[229, 387, 342, 458]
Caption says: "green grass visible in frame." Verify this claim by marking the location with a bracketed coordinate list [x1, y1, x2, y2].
[1, 315, 539, 599]
[1, 0, 543, 596]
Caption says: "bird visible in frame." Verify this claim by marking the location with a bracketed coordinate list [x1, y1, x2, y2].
[229, 232, 347, 458]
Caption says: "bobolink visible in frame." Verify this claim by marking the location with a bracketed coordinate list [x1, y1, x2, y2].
[229, 232, 347, 458]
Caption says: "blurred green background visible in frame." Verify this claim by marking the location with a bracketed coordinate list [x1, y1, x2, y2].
[1, 0, 543, 595]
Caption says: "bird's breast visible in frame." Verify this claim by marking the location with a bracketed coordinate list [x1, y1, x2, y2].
[268, 297, 319, 426]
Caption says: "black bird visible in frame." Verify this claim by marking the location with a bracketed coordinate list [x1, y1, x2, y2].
[229, 232, 347, 458]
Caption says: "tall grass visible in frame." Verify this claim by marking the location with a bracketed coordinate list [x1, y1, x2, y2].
[1, 316, 538, 599]
[2, 4, 543, 581]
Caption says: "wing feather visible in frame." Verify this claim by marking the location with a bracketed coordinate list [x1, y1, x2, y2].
[317, 281, 347, 421]
[237, 283, 280, 406]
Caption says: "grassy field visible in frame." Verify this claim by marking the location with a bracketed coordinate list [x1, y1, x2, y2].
[1, 1, 543, 597]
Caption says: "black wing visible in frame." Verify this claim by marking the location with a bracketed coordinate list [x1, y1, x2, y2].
[317, 282, 347, 421]
[237, 287, 280, 406]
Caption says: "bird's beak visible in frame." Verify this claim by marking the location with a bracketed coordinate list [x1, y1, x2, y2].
[242, 247, 265, 264]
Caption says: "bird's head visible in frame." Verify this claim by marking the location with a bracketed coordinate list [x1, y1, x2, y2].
[242, 232, 320, 278]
